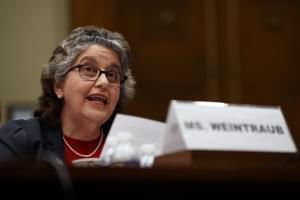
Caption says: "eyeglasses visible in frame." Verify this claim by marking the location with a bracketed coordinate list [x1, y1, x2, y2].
[69, 64, 127, 84]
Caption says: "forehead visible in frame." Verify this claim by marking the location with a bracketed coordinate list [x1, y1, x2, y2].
[75, 44, 121, 67]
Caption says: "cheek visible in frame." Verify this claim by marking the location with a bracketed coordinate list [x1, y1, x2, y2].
[64, 81, 91, 104]
[111, 90, 120, 106]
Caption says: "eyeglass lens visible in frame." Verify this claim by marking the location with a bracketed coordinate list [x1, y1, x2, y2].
[79, 65, 122, 83]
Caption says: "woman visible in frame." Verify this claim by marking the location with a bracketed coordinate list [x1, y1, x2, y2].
[0, 26, 135, 166]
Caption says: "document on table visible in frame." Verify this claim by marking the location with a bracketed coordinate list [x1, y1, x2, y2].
[102, 113, 166, 156]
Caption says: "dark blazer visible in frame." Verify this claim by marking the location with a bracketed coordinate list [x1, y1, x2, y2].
[0, 118, 65, 166]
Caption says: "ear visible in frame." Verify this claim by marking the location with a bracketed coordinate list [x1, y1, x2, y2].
[54, 83, 64, 99]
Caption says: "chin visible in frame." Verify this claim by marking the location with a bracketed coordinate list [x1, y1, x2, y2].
[85, 112, 110, 124]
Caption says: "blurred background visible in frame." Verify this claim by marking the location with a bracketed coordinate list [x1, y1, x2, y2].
[0, 0, 299, 147]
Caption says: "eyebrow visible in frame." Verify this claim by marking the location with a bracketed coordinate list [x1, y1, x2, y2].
[107, 64, 121, 72]
[79, 56, 121, 71]
[79, 56, 97, 64]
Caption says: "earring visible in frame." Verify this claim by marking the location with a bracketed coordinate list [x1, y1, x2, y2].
[57, 95, 63, 99]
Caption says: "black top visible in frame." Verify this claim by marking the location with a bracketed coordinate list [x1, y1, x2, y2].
[0, 118, 65, 166]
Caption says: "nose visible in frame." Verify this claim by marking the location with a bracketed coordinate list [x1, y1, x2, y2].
[94, 73, 109, 88]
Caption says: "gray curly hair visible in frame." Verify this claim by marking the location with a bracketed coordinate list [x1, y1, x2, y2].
[34, 26, 135, 132]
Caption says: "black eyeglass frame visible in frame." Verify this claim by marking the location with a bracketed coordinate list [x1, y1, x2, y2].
[68, 64, 128, 84]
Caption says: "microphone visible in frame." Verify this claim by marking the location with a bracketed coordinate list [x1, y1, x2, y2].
[38, 152, 74, 199]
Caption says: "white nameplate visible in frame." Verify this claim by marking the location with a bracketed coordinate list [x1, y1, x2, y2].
[161, 100, 297, 154]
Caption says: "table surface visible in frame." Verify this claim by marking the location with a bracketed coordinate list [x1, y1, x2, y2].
[1, 160, 300, 199]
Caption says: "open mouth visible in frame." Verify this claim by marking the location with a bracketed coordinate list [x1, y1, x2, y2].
[86, 94, 108, 105]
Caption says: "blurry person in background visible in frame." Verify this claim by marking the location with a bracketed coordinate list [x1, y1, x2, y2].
[0, 26, 135, 166]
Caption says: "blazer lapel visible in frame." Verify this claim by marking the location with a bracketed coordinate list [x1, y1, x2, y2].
[39, 121, 65, 166]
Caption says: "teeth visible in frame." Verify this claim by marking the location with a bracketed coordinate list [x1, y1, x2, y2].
[87, 95, 107, 104]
